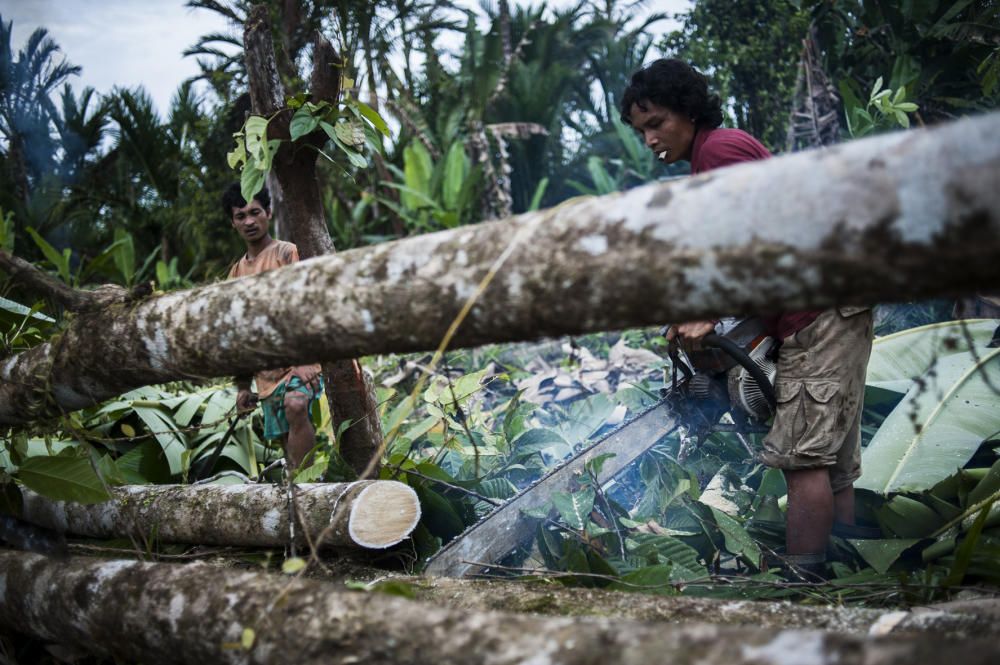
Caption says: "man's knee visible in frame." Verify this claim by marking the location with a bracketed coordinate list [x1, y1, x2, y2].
[283, 395, 311, 424]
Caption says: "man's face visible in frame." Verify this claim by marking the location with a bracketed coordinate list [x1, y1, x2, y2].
[230, 199, 270, 243]
[629, 101, 696, 164]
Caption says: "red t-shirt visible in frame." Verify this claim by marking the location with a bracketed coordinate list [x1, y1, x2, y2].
[689, 127, 820, 339]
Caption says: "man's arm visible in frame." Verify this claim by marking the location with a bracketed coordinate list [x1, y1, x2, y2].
[234, 375, 257, 413]
[665, 320, 718, 353]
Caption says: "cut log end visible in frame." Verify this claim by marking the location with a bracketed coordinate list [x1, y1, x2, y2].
[347, 481, 421, 548]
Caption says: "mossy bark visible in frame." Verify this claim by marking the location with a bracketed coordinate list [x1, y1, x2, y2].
[2, 113, 999, 424]
[1, 552, 999, 665]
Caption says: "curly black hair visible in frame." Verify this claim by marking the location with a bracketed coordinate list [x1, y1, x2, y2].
[221, 182, 271, 218]
[620, 59, 724, 130]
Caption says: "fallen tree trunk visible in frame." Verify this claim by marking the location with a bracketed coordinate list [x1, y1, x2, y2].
[18, 481, 420, 549]
[411, 577, 1000, 638]
[2, 112, 999, 423]
[1, 553, 999, 665]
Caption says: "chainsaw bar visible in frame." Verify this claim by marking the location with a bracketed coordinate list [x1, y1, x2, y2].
[423, 395, 681, 577]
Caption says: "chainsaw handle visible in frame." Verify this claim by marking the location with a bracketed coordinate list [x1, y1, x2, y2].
[702, 333, 777, 410]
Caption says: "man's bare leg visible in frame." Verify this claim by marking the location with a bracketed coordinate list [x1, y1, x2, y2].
[834, 485, 855, 525]
[784, 468, 834, 555]
[283, 393, 315, 470]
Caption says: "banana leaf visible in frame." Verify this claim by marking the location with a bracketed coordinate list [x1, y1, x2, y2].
[859, 346, 1000, 493]
[866, 319, 997, 393]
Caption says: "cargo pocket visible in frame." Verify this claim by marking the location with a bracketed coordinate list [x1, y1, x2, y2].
[794, 379, 842, 458]
[765, 378, 842, 463]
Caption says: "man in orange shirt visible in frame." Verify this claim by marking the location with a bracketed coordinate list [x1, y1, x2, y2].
[224, 183, 322, 470]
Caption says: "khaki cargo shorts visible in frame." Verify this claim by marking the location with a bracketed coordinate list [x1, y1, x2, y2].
[759, 307, 873, 492]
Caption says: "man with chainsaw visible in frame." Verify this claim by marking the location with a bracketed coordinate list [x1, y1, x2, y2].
[620, 59, 874, 574]
[224, 182, 322, 471]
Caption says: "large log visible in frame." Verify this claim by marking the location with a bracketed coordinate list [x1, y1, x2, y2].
[18, 481, 420, 549]
[2, 112, 999, 423]
[1, 552, 998, 665]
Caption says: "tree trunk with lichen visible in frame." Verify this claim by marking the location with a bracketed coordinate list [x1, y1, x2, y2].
[243, 6, 384, 478]
[19, 481, 420, 549]
[1, 112, 999, 424]
[1, 552, 999, 665]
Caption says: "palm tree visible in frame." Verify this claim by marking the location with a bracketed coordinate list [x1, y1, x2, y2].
[0, 15, 81, 204]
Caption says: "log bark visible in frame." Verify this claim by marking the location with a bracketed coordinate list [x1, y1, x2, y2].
[1, 552, 999, 665]
[411, 577, 1000, 638]
[1, 112, 999, 424]
[244, 6, 384, 478]
[18, 481, 420, 549]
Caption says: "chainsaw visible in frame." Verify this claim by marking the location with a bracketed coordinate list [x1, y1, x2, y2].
[423, 319, 779, 577]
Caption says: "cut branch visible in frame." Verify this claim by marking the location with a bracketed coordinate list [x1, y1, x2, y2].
[2, 113, 999, 424]
[1, 552, 998, 665]
[19, 481, 420, 549]
[0, 248, 144, 313]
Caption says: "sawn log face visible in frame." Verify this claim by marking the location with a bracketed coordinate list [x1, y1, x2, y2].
[18, 481, 420, 549]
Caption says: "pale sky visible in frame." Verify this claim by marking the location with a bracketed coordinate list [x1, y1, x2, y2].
[5, 0, 688, 118]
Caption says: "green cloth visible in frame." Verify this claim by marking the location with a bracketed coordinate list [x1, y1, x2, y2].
[261, 375, 324, 440]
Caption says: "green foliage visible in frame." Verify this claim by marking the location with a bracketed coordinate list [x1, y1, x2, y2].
[842, 77, 920, 138]
[665, 0, 810, 151]
[227, 87, 390, 203]
[859, 321, 1000, 493]
[805, 0, 1000, 125]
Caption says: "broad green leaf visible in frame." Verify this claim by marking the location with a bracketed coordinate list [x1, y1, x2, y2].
[227, 134, 246, 169]
[859, 346, 1000, 493]
[243, 116, 269, 161]
[384, 395, 416, 434]
[26, 228, 70, 283]
[450, 368, 489, 401]
[614, 565, 678, 596]
[402, 141, 433, 209]
[0, 296, 54, 323]
[442, 141, 467, 211]
[877, 495, 944, 537]
[866, 319, 996, 393]
[334, 119, 365, 147]
[551, 489, 595, 530]
[112, 228, 135, 283]
[850, 538, 920, 574]
[133, 405, 186, 475]
[173, 391, 211, 427]
[415, 486, 465, 539]
[510, 428, 568, 458]
[709, 507, 761, 567]
[353, 100, 390, 137]
[240, 163, 267, 205]
[18, 456, 111, 503]
[626, 534, 705, 581]
[476, 477, 518, 499]
[115, 440, 171, 484]
[289, 106, 320, 141]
